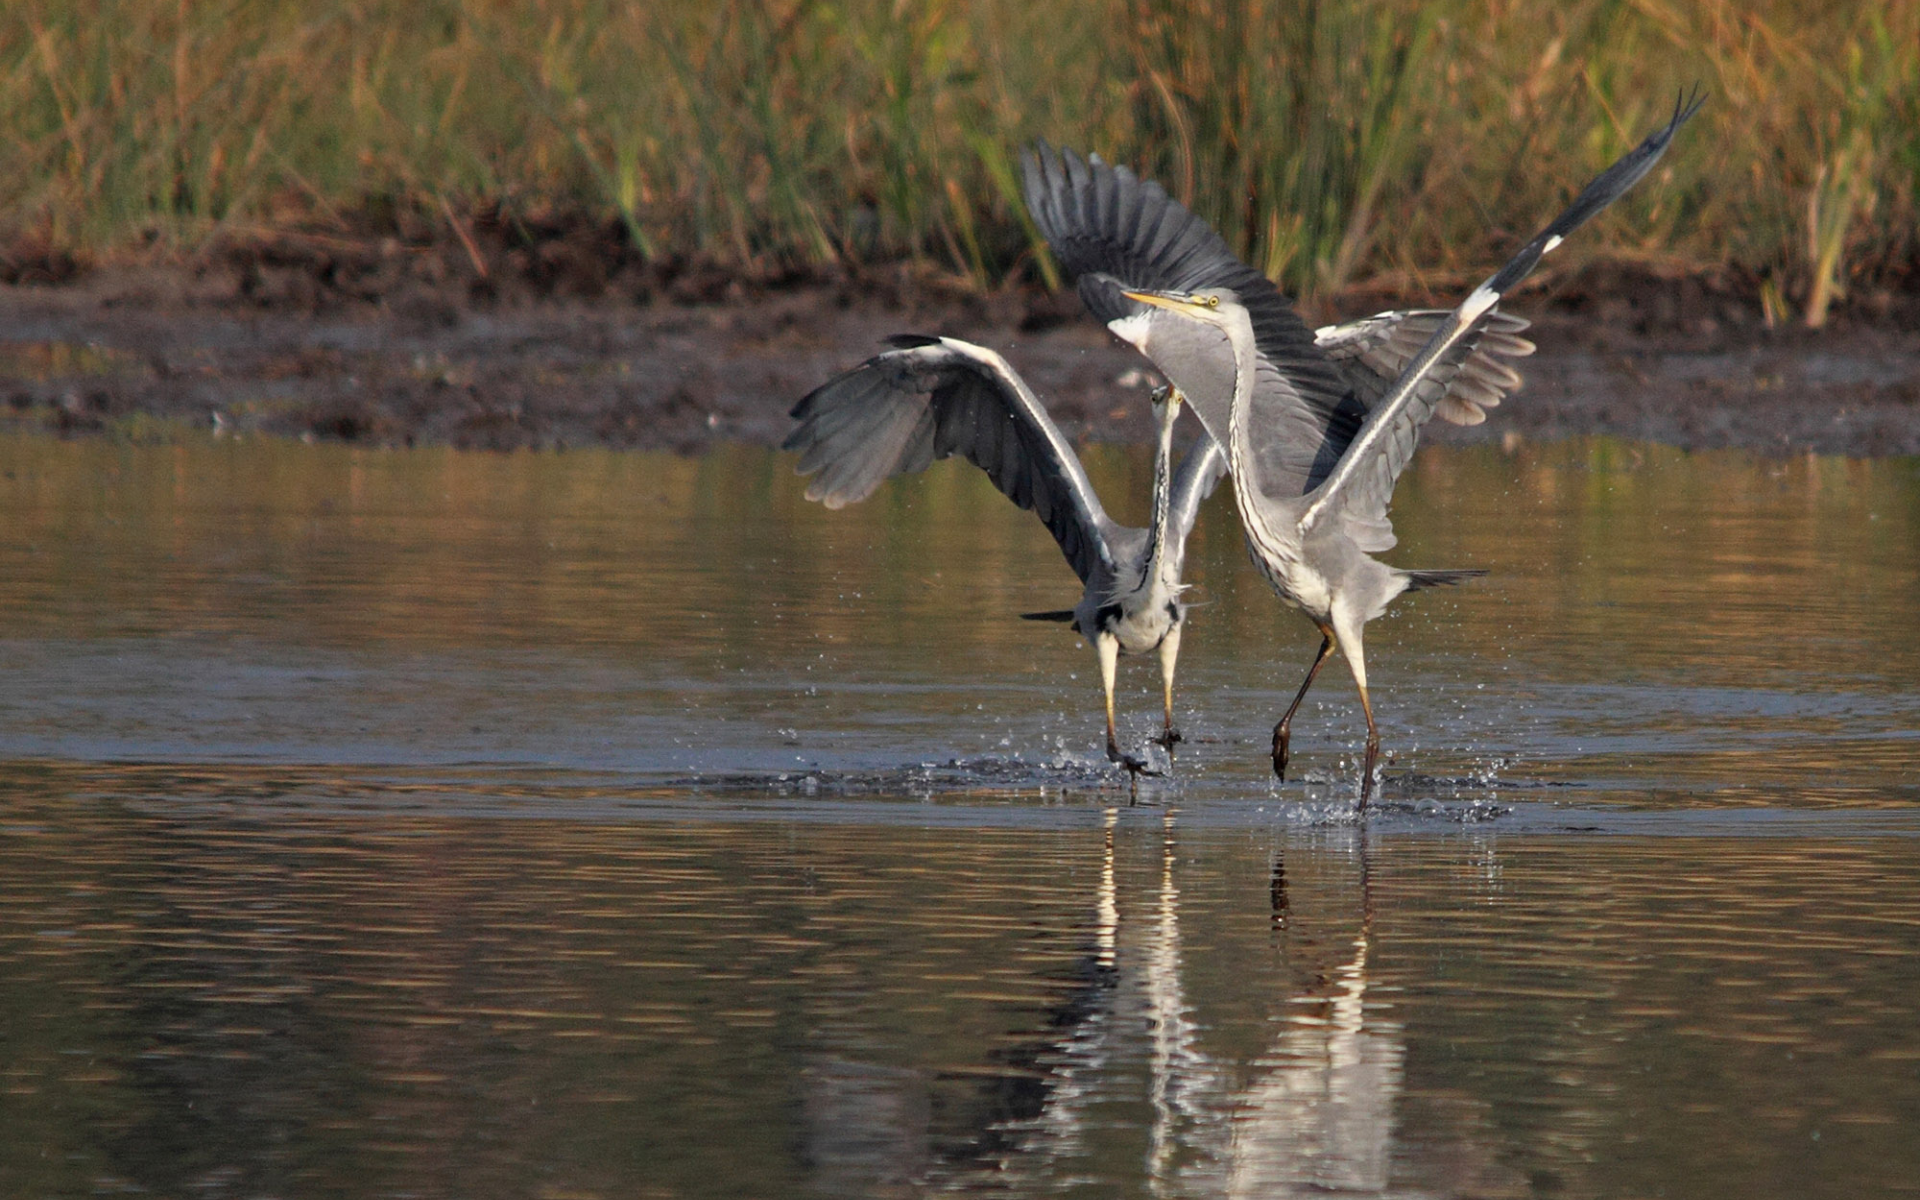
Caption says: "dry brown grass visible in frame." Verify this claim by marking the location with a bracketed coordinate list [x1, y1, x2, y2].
[2, 1, 1914, 322]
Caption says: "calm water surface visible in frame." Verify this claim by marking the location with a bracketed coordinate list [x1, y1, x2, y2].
[2, 432, 1917, 1197]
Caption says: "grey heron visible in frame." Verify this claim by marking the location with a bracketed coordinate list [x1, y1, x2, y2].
[1024, 91, 1702, 805]
[784, 334, 1226, 773]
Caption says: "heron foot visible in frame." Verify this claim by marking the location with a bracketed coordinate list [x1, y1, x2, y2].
[1357, 738, 1381, 811]
[1150, 726, 1184, 754]
[1107, 740, 1164, 781]
[1271, 723, 1292, 781]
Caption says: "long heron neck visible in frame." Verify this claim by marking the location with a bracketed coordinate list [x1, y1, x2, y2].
[1138, 403, 1181, 592]
[1221, 318, 1288, 555]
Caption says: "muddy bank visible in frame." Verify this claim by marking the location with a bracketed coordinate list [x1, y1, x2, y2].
[1, 251, 1917, 457]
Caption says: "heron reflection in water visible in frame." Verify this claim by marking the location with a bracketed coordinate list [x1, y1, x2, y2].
[960, 812, 1413, 1195]
[791, 814, 1517, 1194]
[1023, 91, 1702, 803]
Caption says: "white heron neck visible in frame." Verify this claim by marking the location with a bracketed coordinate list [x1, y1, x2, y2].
[1139, 402, 1182, 593]
[1220, 313, 1287, 555]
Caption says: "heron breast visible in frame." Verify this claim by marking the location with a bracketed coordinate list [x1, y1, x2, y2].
[1248, 539, 1331, 619]
[1100, 600, 1178, 656]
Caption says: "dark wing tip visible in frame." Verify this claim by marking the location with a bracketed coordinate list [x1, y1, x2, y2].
[885, 333, 942, 349]
[1673, 82, 1708, 130]
[787, 383, 824, 424]
[1643, 83, 1707, 159]
[1569, 91, 1703, 215]
[1482, 89, 1705, 297]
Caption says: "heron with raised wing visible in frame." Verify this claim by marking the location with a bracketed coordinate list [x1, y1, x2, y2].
[785, 335, 1226, 774]
[1024, 91, 1702, 805]
[786, 317, 1532, 777]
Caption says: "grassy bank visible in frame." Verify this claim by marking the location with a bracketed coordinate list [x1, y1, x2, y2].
[3, 0, 1915, 324]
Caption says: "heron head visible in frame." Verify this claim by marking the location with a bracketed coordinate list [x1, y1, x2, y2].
[1106, 286, 1244, 355]
[1101, 282, 1245, 428]
[1120, 287, 1239, 322]
[1136, 385, 1182, 418]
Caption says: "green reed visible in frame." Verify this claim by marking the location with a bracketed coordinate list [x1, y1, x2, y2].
[1, 0, 1914, 317]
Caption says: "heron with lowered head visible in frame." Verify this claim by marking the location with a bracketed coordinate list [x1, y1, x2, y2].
[786, 335, 1225, 775]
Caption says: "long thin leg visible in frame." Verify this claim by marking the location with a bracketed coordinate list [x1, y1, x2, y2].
[1097, 632, 1123, 762]
[1096, 634, 1150, 783]
[1333, 615, 1380, 810]
[1150, 623, 1184, 754]
[1271, 626, 1336, 780]
[1355, 680, 1381, 810]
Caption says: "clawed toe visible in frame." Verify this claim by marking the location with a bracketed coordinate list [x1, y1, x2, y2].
[1107, 743, 1164, 780]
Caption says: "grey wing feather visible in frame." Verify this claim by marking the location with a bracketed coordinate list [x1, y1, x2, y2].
[785, 335, 1124, 584]
[1022, 142, 1365, 497]
[1316, 310, 1535, 427]
[1299, 89, 1702, 542]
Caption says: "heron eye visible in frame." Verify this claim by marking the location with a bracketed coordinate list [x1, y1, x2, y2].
[1204, 295, 1219, 308]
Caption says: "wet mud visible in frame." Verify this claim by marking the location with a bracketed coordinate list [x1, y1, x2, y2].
[2, 242, 1917, 456]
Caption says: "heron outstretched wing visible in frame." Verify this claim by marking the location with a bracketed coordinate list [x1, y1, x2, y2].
[1300, 88, 1704, 541]
[785, 335, 1125, 584]
[1316, 310, 1536, 427]
[1022, 143, 1364, 502]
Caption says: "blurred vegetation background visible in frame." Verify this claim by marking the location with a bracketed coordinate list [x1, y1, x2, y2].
[1, 0, 1914, 324]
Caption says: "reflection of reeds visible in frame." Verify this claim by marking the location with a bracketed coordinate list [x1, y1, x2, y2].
[0, 1, 1915, 310]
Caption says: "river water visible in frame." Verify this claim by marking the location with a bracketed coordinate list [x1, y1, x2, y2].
[1, 431, 1916, 1197]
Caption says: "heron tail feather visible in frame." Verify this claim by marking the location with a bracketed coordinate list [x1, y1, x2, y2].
[1020, 609, 1079, 624]
[1403, 569, 1488, 591]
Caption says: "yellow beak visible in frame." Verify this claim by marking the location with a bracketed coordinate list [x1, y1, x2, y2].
[1123, 289, 1218, 319]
